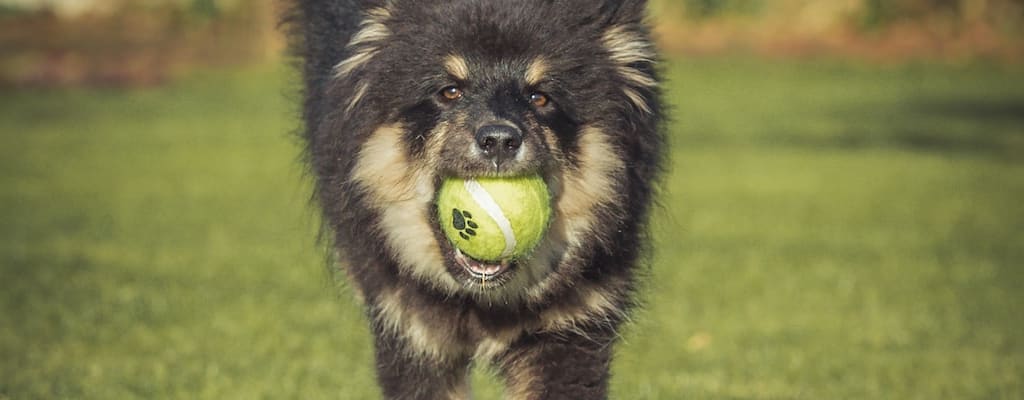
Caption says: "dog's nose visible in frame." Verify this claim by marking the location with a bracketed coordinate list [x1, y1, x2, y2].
[475, 124, 523, 162]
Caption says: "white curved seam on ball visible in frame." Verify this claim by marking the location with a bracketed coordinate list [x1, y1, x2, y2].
[464, 179, 516, 259]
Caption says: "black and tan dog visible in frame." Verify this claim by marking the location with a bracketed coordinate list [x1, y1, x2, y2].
[286, 0, 664, 398]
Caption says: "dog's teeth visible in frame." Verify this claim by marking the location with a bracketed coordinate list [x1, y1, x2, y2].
[454, 247, 510, 282]
[470, 261, 503, 276]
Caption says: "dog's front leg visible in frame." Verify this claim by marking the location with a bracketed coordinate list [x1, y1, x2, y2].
[372, 330, 472, 400]
[498, 331, 615, 400]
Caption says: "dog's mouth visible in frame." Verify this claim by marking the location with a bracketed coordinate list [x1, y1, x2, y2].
[436, 231, 519, 288]
[453, 248, 514, 280]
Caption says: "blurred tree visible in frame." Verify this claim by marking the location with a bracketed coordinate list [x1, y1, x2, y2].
[0, 0, 281, 87]
[651, 0, 1022, 61]
[679, 0, 763, 18]
[861, 0, 962, 28]
[190, 0, 219, 20]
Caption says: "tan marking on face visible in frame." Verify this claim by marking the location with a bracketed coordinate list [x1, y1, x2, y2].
[444, 54, 471, 81]
[333, 6, 392, 79]
[525, 57, 549, 86]
[539, 126, 562, 161]
[556, 126, 626, 248]
[351, 125, 461, 294]
[424, 116, 460, 173]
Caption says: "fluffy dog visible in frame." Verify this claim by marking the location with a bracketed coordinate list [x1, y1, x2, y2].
[286, 0, 664, 398]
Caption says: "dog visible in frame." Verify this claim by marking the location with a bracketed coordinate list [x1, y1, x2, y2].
[286, 0, 664, 398]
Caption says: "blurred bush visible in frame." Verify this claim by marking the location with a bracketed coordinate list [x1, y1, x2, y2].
[0, 0, 281, 88]
[1, 0, 1020, 88]
[652, 0, 1024, 62]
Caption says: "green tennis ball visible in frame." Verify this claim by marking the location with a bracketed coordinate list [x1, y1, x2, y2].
[437, 175, 552, 262]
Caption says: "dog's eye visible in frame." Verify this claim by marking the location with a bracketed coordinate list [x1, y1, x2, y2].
[529, 92, 549, 108]
[440, 86, 463, 101]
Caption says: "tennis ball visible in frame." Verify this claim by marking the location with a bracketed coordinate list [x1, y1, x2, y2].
[437, 175, 552, 262]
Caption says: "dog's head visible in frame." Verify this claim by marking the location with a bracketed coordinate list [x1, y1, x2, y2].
[314, 0, 661, 302]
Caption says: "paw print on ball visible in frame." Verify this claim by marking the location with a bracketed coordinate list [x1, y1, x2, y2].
[451, 208, 479, 240]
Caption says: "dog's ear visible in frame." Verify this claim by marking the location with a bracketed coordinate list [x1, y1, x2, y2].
[594, 0, 658, 116]
[598, 0, 648, 25]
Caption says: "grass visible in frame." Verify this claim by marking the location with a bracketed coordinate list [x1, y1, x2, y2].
[1, 58, 1022, 399]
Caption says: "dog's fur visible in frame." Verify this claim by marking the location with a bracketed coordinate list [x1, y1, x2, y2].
[286, 1, 664, 398]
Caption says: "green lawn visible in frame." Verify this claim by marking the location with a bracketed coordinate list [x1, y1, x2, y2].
[2, 59, 1022, 399]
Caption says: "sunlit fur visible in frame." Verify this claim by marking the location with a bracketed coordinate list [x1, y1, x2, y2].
[286, 0, 664, 398]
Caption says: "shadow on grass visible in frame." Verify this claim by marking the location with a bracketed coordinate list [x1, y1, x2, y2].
[885, 97, 1024, 158]
[911, 97, 1024, 123]
[783, 97, 1024, 160]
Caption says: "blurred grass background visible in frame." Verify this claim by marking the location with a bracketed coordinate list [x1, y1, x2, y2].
[2, 0, 1023, 399]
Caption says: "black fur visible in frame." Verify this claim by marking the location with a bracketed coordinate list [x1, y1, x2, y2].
[286, 1, 664, 398]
